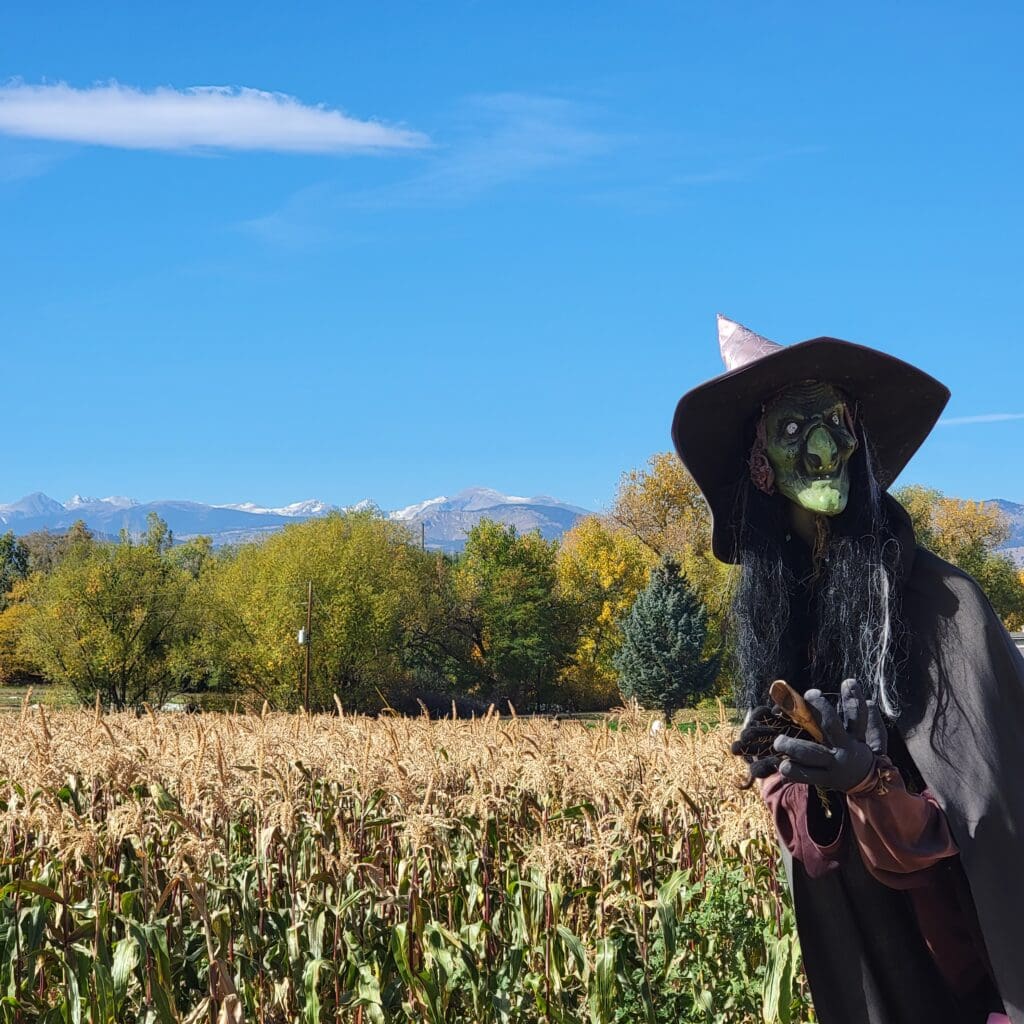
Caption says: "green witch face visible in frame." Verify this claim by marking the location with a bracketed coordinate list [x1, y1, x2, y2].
[761, 381, 859, 516]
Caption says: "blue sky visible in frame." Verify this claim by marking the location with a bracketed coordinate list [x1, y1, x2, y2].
[2, 2, 1022, 511]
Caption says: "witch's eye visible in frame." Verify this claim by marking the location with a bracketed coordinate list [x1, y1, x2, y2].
[830, 412, 841, 426]
[784, 421, 800, 437]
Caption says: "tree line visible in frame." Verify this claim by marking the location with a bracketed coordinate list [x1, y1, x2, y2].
[1, 455, 1022, 714]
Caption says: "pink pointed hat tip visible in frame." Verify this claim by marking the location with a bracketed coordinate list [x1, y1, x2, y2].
[716, 314, 783, 372]
[716, 312, 737, 341]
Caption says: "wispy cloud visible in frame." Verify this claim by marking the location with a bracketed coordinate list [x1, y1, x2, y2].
[0, 81, 428, 154]
[939, 413, 1024, 426]
[396, 93, 614, 202]
[0, 144, 60, 182]
[241, 93, 615, 244]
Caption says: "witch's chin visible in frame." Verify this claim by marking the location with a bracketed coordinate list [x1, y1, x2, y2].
[792, 480, 848, 516]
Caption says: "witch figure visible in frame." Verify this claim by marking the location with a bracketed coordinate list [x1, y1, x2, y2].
[671, 316, 1024, 1024]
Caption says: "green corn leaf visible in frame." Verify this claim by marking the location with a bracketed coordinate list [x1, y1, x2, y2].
[589, 936, 617, 1024]
[555, 925, 586, 976]
[63, 957, 82, 1024]
[354, 964, 385, 1024]
[141, 924, 178, 1024]
[0, 880, 67, 905]
[308, 910, 326, 960]
[762, 931, 801, 1024]
[302, 957, 331, 1024]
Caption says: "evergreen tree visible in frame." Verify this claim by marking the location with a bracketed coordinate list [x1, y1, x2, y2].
[614, 557, 720, 721]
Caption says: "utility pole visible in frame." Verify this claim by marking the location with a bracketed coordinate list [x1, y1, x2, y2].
[421, 522, 425, 551]
[303, 580, 313, 713]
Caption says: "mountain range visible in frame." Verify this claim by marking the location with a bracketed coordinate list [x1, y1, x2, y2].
[1, 489, 1021, 561]
[0, 488, 592, 553]
[991, 499, 1024, 566]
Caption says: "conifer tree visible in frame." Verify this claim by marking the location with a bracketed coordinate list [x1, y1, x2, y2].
[615, 557, 719, 722]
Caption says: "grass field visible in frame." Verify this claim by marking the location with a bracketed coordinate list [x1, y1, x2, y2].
[0, 703, 811, 1023]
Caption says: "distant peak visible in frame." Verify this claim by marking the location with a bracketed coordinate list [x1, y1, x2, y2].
[0, 492, 65, 516]
[390, 495, 448, 521]
[66, 494, 137, 510]
[454, 485, 530, 503]
[213, 498, 333, 517]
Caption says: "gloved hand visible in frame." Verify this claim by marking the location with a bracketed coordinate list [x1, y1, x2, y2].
[731, 704, 789, 784]
[772, 679, 881, 792]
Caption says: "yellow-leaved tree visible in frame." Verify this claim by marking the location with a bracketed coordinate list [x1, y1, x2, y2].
[556, 516, 655, 708]
[894, 485, 1024, 629]
[0, 579, 45, 686]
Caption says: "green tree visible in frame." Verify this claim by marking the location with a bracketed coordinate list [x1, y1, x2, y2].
[452, 521, 576, 710]
[0, 532, 29, 610]
[21, 520, 95, 575]
[168, 535, 214, 579]
[615, 558, 720, 721]
[204, 510, 441, 711]
[17, 516, 200, 708]
[976, 555, 1024, 631]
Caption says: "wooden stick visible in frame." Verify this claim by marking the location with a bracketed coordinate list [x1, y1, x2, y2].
[769, 679, 824, 743]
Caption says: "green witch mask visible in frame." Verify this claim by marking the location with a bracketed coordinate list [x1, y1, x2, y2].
[753, 381, 859, 516]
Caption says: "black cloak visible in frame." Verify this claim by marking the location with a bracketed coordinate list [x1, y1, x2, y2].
[666, 317, 1022, 1020]
[782, 502, 1024, 1024]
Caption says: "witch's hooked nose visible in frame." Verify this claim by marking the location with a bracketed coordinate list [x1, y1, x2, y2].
[804, 425, 838, 473]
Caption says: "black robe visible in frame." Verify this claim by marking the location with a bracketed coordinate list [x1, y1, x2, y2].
[781, 515, 1024, 1023]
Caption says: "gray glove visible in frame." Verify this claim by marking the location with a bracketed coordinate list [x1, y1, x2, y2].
[772, 679, 882, 792]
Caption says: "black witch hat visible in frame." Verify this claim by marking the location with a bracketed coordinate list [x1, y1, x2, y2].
[671, 315, 950, 563]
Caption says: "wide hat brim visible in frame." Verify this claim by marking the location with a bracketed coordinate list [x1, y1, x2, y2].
[671, 337, 950, 563]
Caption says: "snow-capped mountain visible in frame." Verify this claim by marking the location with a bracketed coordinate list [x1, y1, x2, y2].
[0, 492, 66, 521]
[0, 487, 590, 551]
[2, 488, 1022, 558]
[388, 487, 590, 551]
[214, 499, 336, 518]
[65, 495, 138, 511]
[0, 495, 314, 541]
[392, 488, 548, 519]
[390, 495, 450, 521]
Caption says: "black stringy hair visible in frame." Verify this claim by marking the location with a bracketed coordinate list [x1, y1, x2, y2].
[729, 422, 908, 718]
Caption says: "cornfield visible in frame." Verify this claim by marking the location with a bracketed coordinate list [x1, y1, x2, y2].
[0, 701, 811, 1023]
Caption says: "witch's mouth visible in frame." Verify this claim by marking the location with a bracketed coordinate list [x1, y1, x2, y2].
[799, 466, 844, 482]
